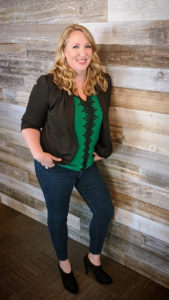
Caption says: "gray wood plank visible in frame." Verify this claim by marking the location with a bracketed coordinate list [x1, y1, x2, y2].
[0, 0, 107, 24]
[108, 0, 169, 21]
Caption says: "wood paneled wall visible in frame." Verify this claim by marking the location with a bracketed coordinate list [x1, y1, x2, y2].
[0, 0, 169, 289]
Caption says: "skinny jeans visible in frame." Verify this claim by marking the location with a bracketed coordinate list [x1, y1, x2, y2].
[34, 161, 114, 260]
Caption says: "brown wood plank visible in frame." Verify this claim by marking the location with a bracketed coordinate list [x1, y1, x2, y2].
[109, 107, 169, 136]
[112, 191, 169, 226]
[98, 45, 169, 69]
[110, 87, 169, 114]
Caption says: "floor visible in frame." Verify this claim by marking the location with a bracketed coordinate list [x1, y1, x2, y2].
[0, 202, 168, 300]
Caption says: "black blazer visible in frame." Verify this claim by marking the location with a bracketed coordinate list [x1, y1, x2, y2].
[21, 73, 112, 165]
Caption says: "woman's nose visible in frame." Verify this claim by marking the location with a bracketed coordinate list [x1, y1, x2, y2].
[79, 47, 86, 56]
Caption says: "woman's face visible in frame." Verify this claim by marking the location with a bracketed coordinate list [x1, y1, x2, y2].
[63, 30, 93, 76]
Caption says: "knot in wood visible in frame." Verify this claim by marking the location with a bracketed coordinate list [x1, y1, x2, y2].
[79, 7, 84, 14]
[157, 71, 165, 79]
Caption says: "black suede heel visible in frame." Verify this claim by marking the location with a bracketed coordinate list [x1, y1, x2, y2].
[83, 254, 112, 284]
[58, 263, 79, 294]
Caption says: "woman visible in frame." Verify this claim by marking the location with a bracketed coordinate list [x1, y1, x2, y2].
[21, 24, 114, 294]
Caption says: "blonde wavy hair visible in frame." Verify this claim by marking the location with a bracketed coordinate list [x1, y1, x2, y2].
[48, 24, 108, 96]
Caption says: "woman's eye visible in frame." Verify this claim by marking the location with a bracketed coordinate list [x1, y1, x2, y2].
[72, 45, 79, 49]
[86, 45, 91, 48]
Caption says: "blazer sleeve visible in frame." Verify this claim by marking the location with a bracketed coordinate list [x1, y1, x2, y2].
[21, 75, 49, 131]
[104, 72, 112, 106]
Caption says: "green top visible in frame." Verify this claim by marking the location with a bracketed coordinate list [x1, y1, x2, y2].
[59, 94, 103, 171]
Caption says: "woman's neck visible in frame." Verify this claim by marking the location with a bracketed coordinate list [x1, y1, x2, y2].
[75, 75, 87, 101]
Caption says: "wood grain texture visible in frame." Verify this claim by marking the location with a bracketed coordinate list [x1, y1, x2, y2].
[109, 107, 169, 135]
[110, 87, 169, 114]
[0, 128, 26, 147]
[0, 0, 107, 24]
[0, 24, 68, 43]
[98, 44, 169, 69]
[0, 102, 24, 132]
[114, 207, 169, 244]
[0, 43, 27, 58]
[98, 163, 169, 211]
[2, 88, 30, 106]
[110, 126, 169, 156]
[121, 127, 169, 156]
[0, 59, 50, 76]
[0, 88, 3, 101]
[113, 191, 169, 226]
[0, 74, 24, 89]
[80, 20, 169, 45]
[108, 0, 169, 21]
[107, 65, 169, 92]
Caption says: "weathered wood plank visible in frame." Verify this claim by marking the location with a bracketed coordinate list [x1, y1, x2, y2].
[110, 126, 169, 156]
[98, 163, 169, 210]
[0, 150, 37, 187]
[112, 143, 169, 165]
[110, 87, 169, 114]
[0, 102, 25, 132]
[27, 42, 56, 61]
[115, 207, 169, 244]
[109, 220, 169, 259]
[0, 74, 24, 89]
[0, 193, 47, 225]
[0, 59, 50, 77]
[120, 127, 169, 156]
[1, 20, 169, 46]
[0, 161, 29, 183]
[0, 193, 80, 231]
[108, 0, 169, 21]
[0, 150, 33, 172]
[0, 0, 107, 24]
[0, 43, 27, 58]
[0, 173, 43, 202]
[103, 234, 169, 289]
[0, 141, 32, 162]
[107, 65, 169, 92]
[112, 191, 169, 226]
[0, 182, 44, 211]
[98, 45, 169, 69]
[2, 88, 29, 106]
[108, 144, 169, 189]
[0, 88, 3, 101]
[0, 24, 68, 43]
[80, 20, 169, 46]
[0, 128, 26, 147]
[109, 107, 169, 136]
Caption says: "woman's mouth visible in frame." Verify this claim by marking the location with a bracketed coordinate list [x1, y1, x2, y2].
[76, 59, 87, 65]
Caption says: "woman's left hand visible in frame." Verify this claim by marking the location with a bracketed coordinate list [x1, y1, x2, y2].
[93, 152, 103, 161]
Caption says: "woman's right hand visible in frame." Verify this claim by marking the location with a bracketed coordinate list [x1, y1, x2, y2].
[34, 151, 62, 169]
[21, 128, 62, 168]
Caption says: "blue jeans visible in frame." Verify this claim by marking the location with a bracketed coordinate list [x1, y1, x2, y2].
[34, 161, 114, 260]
